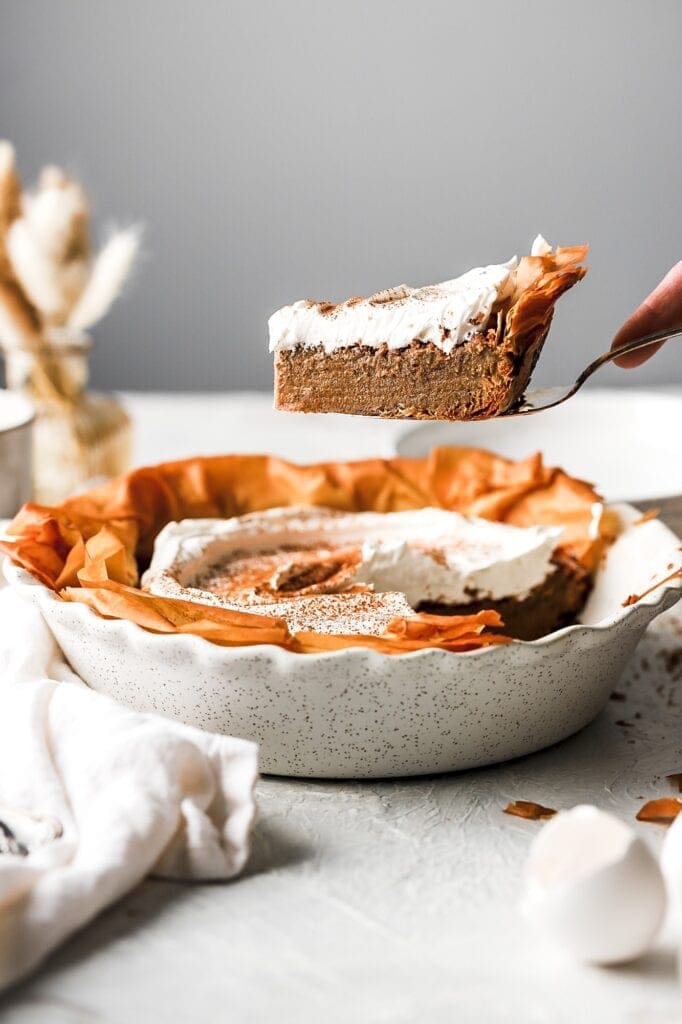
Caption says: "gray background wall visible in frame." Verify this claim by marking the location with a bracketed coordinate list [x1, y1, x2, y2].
[2, 0, 680, 392]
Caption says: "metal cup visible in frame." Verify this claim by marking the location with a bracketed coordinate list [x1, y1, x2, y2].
[0, 390, 34, 519]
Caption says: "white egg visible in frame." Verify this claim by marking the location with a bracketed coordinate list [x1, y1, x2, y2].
[660, 812, 682, 933]
[522, 805, 667, 965]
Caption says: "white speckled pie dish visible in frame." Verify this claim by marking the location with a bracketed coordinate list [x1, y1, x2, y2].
[5, 504, 681, 779]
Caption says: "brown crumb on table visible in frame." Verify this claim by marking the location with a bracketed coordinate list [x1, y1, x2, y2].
[662, 649, 682, 674]
[633, 508, 659, 526]
[615, 719, 634, 728]
[503, 800, 557, 821]
[667, 772, 682, 792]
[609, 690, 626, 701]
[636, 797, 682, 825]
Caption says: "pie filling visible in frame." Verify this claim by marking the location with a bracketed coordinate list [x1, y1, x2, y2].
[142, 506, 592, 639]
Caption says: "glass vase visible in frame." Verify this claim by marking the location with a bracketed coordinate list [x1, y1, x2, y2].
[3, 332, 132, 505]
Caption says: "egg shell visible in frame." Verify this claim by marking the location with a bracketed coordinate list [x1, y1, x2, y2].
[522, 805, 666, 965]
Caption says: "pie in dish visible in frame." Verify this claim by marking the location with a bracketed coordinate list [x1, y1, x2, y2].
[143, 507, 592, 641]
[0, 449, 610, 655]
[270, 236, 587, 420]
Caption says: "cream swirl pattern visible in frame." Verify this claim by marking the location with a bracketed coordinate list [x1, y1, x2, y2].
[142, 506, 564, 635]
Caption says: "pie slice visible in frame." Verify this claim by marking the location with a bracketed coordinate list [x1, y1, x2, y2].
[270, 236, 587, 421]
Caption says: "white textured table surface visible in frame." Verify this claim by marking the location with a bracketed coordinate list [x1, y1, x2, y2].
[3, 389, 682, 1024]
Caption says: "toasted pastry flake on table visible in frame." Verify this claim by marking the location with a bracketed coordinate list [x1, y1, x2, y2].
[635, 797, 682, 825]
[633, 508, 660, 526]
[503, 800, 557, 820]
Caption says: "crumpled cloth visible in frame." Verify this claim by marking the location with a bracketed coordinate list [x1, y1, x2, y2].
[0, 582, 258, 991]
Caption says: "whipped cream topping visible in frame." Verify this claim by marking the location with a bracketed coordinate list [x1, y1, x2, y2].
[143, 507, 564, 635]
[268, 237, 552, 356]
[531, 233, 552, 257]
[269, 262, 516, 356]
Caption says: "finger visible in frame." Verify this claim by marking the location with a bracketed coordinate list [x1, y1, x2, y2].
[611, 339, 665, 369]
[611, 260, 682, 368]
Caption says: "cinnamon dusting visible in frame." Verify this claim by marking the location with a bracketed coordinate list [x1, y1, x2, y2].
[413, 544, 448, 568]
[317, 302, 337, 317]
[368, 286, 411, 306]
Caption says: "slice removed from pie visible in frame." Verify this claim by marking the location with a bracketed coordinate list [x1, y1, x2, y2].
[270, 235, 587, 421]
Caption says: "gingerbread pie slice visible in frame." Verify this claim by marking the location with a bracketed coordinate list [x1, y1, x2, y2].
[270, 236, 587, 421]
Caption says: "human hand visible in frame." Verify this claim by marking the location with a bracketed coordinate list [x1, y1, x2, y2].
[611, 261, 682, 368]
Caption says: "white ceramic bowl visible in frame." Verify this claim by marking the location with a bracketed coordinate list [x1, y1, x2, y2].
[5, 504, 680, 779]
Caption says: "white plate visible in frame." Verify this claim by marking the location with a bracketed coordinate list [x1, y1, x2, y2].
[392, 388, 682, 502]
[5, 504, 681, 779]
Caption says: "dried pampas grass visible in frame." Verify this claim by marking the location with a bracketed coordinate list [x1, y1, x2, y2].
[0, 143, 21, 229]
[0, 139, 142, 430]
[7, 218, 79, 323]
[0, 143, 22, 280]
[0, 279, 42, 351]
[0, 141, 141, 359]
[68, 225, 141, 332]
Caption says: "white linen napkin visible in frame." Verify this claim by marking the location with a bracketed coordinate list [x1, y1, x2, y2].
[0, 581, 258, 991]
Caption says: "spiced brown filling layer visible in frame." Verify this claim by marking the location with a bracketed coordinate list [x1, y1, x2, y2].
[274, 328, 549, 421]
[419, 552, 591, 641]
